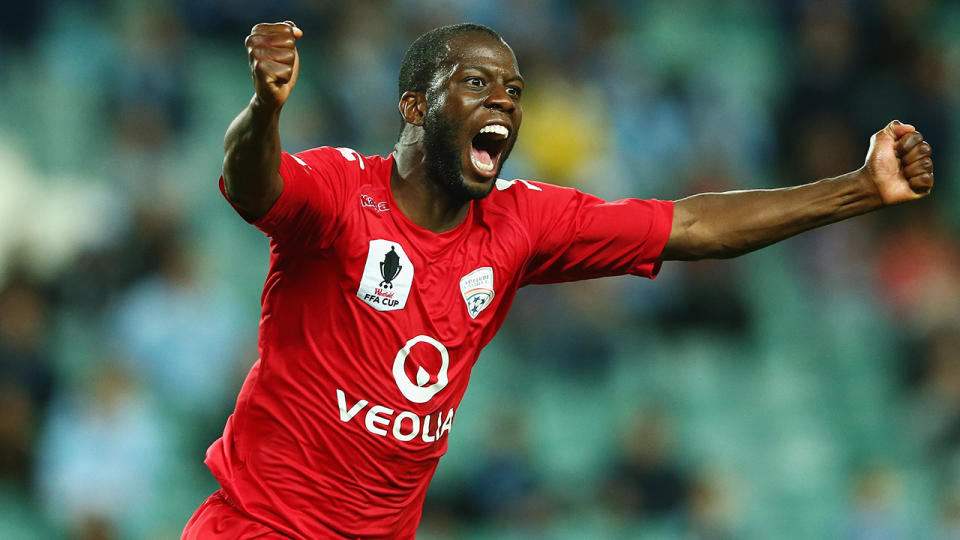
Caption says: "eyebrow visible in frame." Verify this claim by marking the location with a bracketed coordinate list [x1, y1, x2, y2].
[460, 64, 524, 84]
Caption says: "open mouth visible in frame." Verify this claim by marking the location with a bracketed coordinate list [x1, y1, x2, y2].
[469, 124, 509, 177]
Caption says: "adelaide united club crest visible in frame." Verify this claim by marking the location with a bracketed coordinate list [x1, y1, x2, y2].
[459, 267, 494, 319]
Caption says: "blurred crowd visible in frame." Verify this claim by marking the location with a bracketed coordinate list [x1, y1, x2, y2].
[0, 0, 958, 538]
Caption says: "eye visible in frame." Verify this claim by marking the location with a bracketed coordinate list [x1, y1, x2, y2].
[506, 85, 522, 98]
[465, 76, 484, 88]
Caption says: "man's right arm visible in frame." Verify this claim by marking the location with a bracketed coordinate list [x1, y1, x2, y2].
[222, 21, 303, 222]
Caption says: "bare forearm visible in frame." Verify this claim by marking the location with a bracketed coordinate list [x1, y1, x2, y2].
[222, 96, 284, 220]
[662, 169, 882, 260]
[660, 121, 934, 261]
[223, 21, 302, 221]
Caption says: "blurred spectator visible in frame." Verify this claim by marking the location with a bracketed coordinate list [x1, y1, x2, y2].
[463, 413, 549, 529]
[104, 3, 192, 205]
[58, 205, 187, 315]
[0, 0, 48, 50]
[875, 212, 960, 335]
[503, 282, 617, 376]
[514, 71, 610, 189]
[841, 464, 909, 540]
[0, 268, 54, 490]
[685, 470, 739, 540]
[35, 362, 174, 539]
[939, 489, 960, 540]
[909, 327, 960, 461]
[601, 409, 690, 521]
[108, 224, 243, 449]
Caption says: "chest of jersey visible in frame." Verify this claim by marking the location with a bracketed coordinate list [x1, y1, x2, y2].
[331, 180, 526, 342]
[271, 176, 525, 453]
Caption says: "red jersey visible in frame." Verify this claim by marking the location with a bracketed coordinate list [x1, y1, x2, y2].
[207, 147, 673, 539]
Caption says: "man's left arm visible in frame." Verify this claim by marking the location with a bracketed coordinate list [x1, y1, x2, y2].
[661, 120, 934, 261]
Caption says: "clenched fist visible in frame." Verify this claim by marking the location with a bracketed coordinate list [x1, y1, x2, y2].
[246, 21, 302, 110]
[863, 120, 934, 205]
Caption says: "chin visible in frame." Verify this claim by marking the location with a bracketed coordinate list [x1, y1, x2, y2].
[439, 172, 493, 203]
[461, 177, 497, 200]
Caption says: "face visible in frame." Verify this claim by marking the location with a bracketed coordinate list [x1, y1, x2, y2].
[421, 33, 524, 201]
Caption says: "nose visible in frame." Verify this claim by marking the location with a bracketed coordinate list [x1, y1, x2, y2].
[483, 84, 514, 113]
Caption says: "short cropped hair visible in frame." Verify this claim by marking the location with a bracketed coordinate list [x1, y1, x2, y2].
[397, 23, 503, 101]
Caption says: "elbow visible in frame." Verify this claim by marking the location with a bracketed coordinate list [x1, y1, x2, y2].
[663, 222, 747, 261]
[663, 212, 714, 260]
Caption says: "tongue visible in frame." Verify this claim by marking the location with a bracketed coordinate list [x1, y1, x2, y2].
[471, 145, 493, 167]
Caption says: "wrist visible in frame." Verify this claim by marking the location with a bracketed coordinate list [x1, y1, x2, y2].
[849, 166, 885, 211]
[249, 94, 283, 118]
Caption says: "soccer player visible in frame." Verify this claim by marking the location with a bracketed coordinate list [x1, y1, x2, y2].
[182, 21, 934, 540]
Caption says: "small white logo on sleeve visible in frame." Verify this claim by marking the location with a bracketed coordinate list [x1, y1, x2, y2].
[460, 267, 494, 319]
[357, 240, 413, 311]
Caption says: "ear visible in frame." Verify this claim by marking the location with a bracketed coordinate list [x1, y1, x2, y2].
[398, 91, 427, 127]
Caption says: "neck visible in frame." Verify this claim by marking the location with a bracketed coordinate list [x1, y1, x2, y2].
[391, 128, 471, 233]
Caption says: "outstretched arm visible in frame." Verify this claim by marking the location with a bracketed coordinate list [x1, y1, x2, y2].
[661, 121, 934, 261]
[222, 21, 303, 221]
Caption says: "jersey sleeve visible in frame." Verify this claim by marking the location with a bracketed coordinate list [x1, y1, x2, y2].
[219, 147, 350, 251]
[517, 181, 674, 285]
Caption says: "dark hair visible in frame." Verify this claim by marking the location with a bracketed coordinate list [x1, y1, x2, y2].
[397, 23, 503, 102]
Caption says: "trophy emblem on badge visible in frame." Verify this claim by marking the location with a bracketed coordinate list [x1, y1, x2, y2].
[379, 246, 402, 288]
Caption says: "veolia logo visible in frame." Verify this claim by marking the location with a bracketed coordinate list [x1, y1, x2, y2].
[393, 335, 449, 403]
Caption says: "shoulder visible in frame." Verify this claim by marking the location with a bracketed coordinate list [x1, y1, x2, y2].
[483, 177, 580, 213]
[282, 147, 393, 198]
[290, 146, 391, 173]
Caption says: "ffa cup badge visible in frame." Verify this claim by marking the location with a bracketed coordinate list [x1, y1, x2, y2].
[460, 267, 494, 319]
[357, 240, 413, 311]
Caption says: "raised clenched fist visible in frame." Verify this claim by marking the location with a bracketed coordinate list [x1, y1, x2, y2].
[862, 120, 934, 205]
[245, 21, 302, 109]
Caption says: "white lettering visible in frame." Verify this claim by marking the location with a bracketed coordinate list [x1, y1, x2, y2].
[336, 388, 454, 444]
[421, 414, 436, 443]
[337, 389, 368, 422]
[440, 408, 454, 437]
[365, 405, 393, 436]
[393, 411, 420, 442]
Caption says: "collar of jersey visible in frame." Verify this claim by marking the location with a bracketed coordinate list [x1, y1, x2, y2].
[384, 153, 476, 248]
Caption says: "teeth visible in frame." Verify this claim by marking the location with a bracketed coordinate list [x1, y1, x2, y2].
[472, 155, 494, 172]
[479, 124, 509, 138]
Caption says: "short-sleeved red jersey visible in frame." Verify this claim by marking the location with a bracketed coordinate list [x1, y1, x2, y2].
[207, 147, 673, 539]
